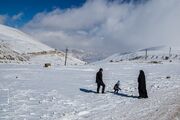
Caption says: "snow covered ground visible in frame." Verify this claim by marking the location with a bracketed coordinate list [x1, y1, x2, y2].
[0, 62, 180, 120]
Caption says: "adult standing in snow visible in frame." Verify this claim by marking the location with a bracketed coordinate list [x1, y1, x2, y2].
[138, 70, 148, 98]
[96, 68, 105, 93]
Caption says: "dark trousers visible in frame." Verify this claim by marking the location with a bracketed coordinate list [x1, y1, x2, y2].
[114, 89, 119, 93]
[97, 82, 105, 93]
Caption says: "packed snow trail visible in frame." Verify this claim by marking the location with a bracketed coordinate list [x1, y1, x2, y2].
[0, 63, 179, 120]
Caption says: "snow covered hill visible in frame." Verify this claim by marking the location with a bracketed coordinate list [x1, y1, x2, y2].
[0, 24, 53, 54]
[102, 46, 180, 63]
[68, 49, 107, 63]
[0, 24, 85, 65]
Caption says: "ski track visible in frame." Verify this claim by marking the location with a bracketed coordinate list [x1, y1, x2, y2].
[0, 63, 180, 120]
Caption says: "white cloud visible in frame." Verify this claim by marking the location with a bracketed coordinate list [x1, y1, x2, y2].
[22, 0, 180, 56]
[12, 12, 23, 20]
[0, 12, 24, 26]
[0, 15, 7, 24]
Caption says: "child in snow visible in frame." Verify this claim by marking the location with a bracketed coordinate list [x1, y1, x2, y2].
[114, 81, 121, 93]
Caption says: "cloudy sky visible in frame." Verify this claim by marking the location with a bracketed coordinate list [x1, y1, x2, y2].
[1, 0, 180, 57]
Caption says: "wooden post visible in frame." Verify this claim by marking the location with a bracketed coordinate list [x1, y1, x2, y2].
[145, 49, 148, 60]
[65, 48, 68, 66]
[169, 47, 171, 58]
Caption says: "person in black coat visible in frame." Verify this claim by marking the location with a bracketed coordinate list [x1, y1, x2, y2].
[96, 68, 105, 93]
[138, 70, 148, 98]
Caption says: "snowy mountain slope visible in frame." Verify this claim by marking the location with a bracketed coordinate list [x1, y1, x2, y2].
[102, 46, 180, 63]
[29, 51, 85, 65]
[0, 43, 29, 62]
[0, 24, 85, 65]
[0, 24, 53, 54]
[68, 49, 107, 63]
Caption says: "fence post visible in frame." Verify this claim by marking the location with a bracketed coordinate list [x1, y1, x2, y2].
[65, 48, 68, 66]
[169, 47, 171, 58]
[145, 49, 148, 60]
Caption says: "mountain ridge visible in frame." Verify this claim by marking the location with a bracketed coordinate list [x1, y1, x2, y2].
[0, 24, 85, 65]
[100, 46, 180, 63]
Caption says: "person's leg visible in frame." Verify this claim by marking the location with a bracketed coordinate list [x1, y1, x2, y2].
[97, 84, 100, 93]
[116, 89, 119, 93]
[102, 83, 105, 93]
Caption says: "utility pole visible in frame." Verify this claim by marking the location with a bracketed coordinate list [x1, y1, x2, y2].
[145, 49, 148, 60]
[64, 48, 68, 66]
[169, 47, 171, 58]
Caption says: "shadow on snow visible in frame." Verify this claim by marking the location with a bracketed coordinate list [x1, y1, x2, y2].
[79, 88, 97, 93]
[108, 91, 139, 98]
[80, 88, 138, 99]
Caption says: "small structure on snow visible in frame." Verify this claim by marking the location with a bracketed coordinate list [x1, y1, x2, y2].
[44, 63, 51, 68]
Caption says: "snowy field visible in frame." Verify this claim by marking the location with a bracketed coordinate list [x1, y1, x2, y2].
[0, 62, 180, 120]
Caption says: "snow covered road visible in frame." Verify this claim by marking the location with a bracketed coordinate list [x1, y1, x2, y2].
[0, 63, 180, 120]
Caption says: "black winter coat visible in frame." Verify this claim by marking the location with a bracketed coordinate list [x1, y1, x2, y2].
[138, 71, 148, 98]
[96, 71, 103, 84]
[138, 73, 146, 90]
